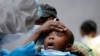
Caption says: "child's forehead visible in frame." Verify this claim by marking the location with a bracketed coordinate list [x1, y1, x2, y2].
[50, 30, 68, 35]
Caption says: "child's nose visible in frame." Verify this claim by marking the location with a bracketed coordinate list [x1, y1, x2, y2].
[49, 36, 54, 40]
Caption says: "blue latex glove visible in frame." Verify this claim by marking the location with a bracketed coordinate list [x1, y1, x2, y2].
[7, 41, 36, 56]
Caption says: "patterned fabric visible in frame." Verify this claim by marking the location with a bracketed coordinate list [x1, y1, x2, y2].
[73, 41, 94, 56]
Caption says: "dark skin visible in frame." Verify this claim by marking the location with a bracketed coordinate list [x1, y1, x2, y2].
[80, 30, 86, 37]
[80, 30, 96, 38]
[43, 30, 70, 51]
[22, 20, 67, 45]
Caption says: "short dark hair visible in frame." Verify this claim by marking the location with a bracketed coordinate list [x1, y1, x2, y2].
[35, 4, 57, 25]
[40, 4, 57, 18]
[66, 29, 74, 47]
[80, 20, 97, 34]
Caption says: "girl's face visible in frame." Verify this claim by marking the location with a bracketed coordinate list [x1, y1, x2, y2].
[43, 31, 69, 51]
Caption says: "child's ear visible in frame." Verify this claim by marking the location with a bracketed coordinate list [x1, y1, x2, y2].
[65, 44, 72, 51]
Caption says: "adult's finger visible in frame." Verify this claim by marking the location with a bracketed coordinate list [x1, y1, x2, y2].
[50, 20, 67, 31]
[50, 26, 64, 31]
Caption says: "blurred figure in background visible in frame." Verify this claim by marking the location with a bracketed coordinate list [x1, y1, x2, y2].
[80, 20, 97, 43]
[34, 4, 58, 25]
[80, 20, 100, 56]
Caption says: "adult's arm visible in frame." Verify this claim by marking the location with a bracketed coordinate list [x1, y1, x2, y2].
[23, 20, 67, 44]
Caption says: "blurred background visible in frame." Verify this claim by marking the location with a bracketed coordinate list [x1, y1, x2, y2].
[39, 0, 100, 41]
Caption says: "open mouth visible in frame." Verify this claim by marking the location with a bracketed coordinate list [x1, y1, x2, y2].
[47, 42, 54, 49]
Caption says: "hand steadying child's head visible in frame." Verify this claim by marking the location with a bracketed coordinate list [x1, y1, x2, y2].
[43, 29, 74, 51]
